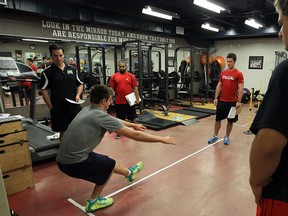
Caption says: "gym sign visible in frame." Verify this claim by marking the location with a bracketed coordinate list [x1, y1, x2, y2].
[41, 20, 175, 46]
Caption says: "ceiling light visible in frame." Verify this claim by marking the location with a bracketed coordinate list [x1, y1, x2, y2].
[142, 5, 179, 20]
[245, 18, 264, 29]
[193, 0, 226, 13]
[22, 38, 49, 43]
[201, 23, 224, 32]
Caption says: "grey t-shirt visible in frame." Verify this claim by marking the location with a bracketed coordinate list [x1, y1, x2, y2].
[56, 106, 123, 164]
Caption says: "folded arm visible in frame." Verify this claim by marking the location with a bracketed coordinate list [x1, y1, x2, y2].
[249, 128, 287, 204]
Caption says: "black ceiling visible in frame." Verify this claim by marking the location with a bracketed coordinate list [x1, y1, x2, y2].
[0, 0, 280, 45]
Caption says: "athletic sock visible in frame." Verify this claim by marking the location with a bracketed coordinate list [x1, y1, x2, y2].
[90, 197, 98, 202]
[126, 170, 132, 177]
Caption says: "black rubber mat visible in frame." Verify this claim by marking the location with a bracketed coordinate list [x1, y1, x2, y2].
[172, 109, 211, 119]
[136, 111, 180, 130]
[183, 106, 216, 115]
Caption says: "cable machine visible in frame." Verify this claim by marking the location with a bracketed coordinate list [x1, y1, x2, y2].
[75, 45, 119, 89]
[174, 46, 210, 107]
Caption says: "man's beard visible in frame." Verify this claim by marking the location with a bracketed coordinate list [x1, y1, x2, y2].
[119, 69, 125, 74]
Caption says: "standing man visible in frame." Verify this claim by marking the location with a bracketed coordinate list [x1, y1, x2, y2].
[249, 1, 288, 215]
[56, 84, 176, 213]
[41, 57, 50, 70]
[109, 59, 140, 139]
[208, 53, 244, 145]
[27, 58, 40, 100]
[41, 44, 84, 140]
[27, 58, 38, 75]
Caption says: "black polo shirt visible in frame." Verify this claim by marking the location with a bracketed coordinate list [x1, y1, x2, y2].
[250, 59, 288, 202]
[41, 63, 83, 103]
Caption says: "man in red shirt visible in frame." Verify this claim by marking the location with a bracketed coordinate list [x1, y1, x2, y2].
[27, 58, 38, 74]
[208, 53, 244, 145]
[19, 58, 38, 105]
[109, 59, 140, 139]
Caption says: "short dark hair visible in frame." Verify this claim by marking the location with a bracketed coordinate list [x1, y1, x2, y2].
[27, 58, 33, 63]
[118, 59, 126, 65]
[90, 84, 113, 104]
[227, 53, 237, 61]
[49, 44, 64, 56]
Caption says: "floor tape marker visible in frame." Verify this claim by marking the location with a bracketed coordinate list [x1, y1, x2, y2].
[68, 139, 222, 214]
[67, 198, 95, 216]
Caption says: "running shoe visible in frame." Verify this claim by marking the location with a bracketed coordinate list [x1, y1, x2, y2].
[85, 196, 114, 213]
[224, 136, 230, 145]
[125, 161, 144, 182]
[208, 135, 218, 144]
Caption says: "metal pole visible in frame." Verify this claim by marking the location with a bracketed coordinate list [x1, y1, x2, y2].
[0, 82, 5, 113]
[101, 47, 106, 85]
[148, 46, 153, 99]
[87, 46, 92, 75]
[75, 46, 80, 72]
[189, 48, 194, 107]
[164, 43, 169, 108]
[137, 42, 143, 113]
[29, 81, 36, 120]
[114, 47, 118, 73]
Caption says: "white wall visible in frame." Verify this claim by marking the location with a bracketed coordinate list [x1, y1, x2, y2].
[214, 37, 287, 93]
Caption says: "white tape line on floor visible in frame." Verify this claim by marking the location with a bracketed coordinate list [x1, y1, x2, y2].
[67, 198, 95, 216]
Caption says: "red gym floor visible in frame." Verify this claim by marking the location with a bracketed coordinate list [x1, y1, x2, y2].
[5, 98, 258, 216]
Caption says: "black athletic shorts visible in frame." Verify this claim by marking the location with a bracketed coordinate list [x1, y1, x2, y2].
[57, 152, 116, 186]
[50, 100, 82, 132]
[116, 104, 137, 121]
[216, 100, 238, 122]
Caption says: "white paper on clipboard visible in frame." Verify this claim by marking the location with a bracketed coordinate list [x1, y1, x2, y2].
[125, 92, 141, 106]
[65, 98, 85, 104]
[227, 106, 236, 119]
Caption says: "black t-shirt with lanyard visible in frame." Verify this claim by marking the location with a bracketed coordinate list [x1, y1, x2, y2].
[250, 59, 288, 202]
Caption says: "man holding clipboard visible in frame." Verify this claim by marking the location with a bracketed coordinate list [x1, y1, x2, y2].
[109, 59, 140, 139]
[208, 53, 244, 145]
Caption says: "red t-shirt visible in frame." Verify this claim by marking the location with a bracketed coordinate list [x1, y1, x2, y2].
[109, 72, 138, 104]
[20, 77, 31, 89]
[20, 63, 37, 89]
[219, 68, 244, 102]
[30, 64, 38, 75]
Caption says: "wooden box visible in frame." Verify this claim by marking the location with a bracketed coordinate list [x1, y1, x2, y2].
[0, 141, 31, 173]
[0, 120, 34, 195]
[0, 130, 28, 146]
[0, 120, 23, 135]
[2, 166, 34, 195]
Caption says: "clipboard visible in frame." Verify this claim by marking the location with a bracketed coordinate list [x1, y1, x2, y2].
[125, 92, 141, 106]
[65, 98, 86, 104]
[227, 106, 242, 119]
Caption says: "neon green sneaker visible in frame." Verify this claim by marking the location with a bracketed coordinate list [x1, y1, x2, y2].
[125, 161, 144, 182]
[85, 196, 114, 213]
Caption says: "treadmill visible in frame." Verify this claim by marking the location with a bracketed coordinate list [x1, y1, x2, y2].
[0, 57, 60, 163]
